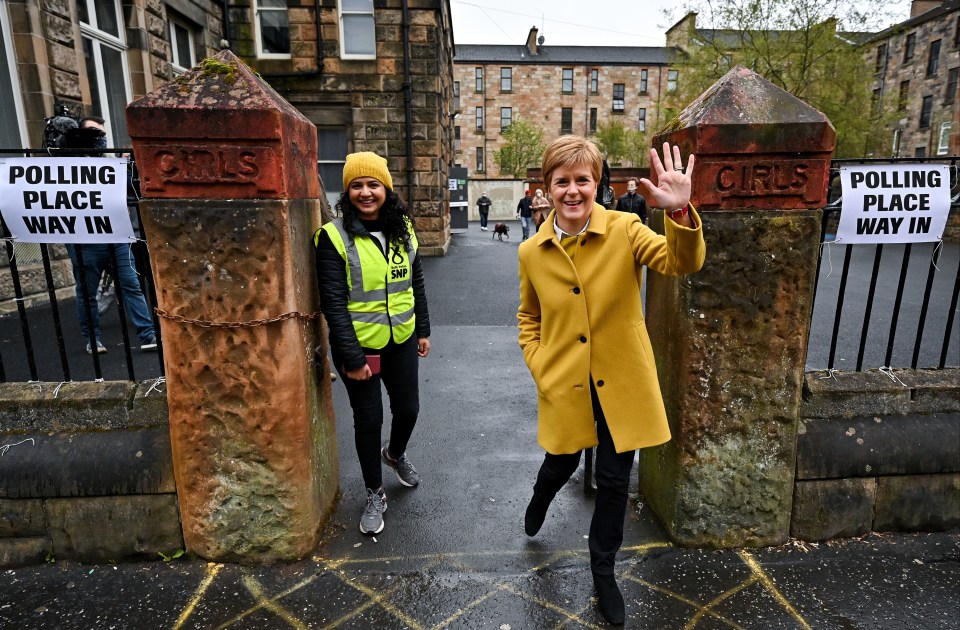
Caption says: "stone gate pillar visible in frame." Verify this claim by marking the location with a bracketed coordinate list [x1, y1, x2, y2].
[640, 66, 836, 547]
[126, 50, 337, 562]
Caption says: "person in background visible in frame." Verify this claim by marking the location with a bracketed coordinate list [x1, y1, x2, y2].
[517, 136, 705, 625]
[314, 152, 431, 535]
[616, 177, 647, 224]
[476, 191, 492, 231]
[516, 189, 534, 241]
[64, 116, 157, 355]
[531, 188, 551, 229]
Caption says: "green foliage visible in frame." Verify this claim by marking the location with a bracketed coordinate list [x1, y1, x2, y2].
[593, 119, 649, 167]
[158, 549, 185, 562]
[493, 118, 546, 179]
[667, 0, 901, 158]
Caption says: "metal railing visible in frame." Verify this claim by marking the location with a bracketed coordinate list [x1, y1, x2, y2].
[0, 148, 164, 382]
[807, 157, 960, 372]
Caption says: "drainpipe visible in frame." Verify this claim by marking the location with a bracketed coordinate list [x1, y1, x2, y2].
[401, 0, 415, 213]
[259, 0, 325, 79]
[219, 0, 231, 49]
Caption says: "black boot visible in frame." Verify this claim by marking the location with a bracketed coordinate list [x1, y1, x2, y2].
[593, 573, 625, 625]
[524, 491, 554, 536]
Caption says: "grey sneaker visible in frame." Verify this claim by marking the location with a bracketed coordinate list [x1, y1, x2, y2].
[85, 339, 107, 354]
[359, 488, 386, 534]
[382, 446, 421, 487]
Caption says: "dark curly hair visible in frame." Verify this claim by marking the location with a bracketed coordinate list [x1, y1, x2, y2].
[336, 189, 414, 253]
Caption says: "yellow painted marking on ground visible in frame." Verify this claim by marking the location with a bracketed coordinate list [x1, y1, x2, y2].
[213, 573, 319, 630]
[172, 562, 222, 630]
[499, 583, 605, 630]
[430, 589, 500, 629]
[241, 575, 309, 630]
[624, 575, 747, 630]
[620, 542, 674, 554]
[738, 550, 813, 630]
[322, 577, 405, 629]
[551, 601, 594, 630]
[328, 567, 427, 629]
[682, 576, 758, 630]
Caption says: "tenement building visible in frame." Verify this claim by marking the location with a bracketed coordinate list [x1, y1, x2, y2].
[864, 0, 959, 157]
[453, 27, 678, 179]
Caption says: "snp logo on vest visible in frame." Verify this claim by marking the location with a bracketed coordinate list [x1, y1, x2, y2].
[390, 248, 408, 280]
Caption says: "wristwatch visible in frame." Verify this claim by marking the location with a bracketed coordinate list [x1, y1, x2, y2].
[668, 206, 689, 221]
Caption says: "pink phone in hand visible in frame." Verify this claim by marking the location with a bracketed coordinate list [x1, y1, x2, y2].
[366, 354, 381, 375]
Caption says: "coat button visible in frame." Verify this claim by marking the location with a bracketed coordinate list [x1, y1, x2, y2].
[573, 287, 581, 294]
[597, 380, 604, 387]
[579, 335, 587, 343]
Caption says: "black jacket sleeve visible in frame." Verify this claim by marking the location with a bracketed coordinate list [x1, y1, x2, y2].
[411, 251, 430, 339]
[314, 229, 366, 371]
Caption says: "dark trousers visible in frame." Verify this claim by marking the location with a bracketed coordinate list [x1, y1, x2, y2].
[479, 209, 489, 228]
[533, 382, 635, 575]
[333, 335, 420, 491]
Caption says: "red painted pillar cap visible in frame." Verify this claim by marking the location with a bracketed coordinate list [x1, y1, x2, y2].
[126, 50, 319, 200]
[654, 65, 836, 211]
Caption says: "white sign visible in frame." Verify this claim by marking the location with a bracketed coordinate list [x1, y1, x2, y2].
[836, 164, 950, 244]
[0, 157, 134, 244]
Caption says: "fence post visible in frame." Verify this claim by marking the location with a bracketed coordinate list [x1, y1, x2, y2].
[126, 50, 336, 562]
[640, 65, 836, 547]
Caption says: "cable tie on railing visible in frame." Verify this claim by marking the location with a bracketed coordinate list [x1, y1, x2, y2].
[52, 381, 68, 398]
[878, 366, 907, 387]
[27, 381, 41, 392]
[931, 240, 943, 272]
[819, 241, 834, 278]
[0, 437, 35, 457]
[818, 368, 838, 380]
[94, 378, 104, 383]
[144, 376, 166, 397]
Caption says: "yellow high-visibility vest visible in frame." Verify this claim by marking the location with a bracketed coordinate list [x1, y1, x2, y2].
[316, 219, 417, 349]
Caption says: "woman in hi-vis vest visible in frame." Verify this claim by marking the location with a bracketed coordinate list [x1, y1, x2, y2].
[314, 152, 431, 535]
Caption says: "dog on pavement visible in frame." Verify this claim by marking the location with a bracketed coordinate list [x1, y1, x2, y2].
[492, 223, 510, 241]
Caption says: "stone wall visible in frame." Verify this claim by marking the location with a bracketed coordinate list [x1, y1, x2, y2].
[0, 380, 181, 567]
[0, 244, 74, 313]
[792, 367, 960, 541]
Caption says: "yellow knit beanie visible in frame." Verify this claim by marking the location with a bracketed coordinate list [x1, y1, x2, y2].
[342, 151, 393, 190]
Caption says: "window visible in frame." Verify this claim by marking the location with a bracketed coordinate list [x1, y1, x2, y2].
[927, 40, 941, 76]
[892, 129, 901, 158]
[475, 67, 484, 92]
[0, 6, 27, 148]
[903, 32, 916, 62]
[475, 106, 484, 131]
[875, 43, 886, 72]
[640, 69, 648, 94]
[317, 127, 348, 208]
[898, 81, 910, 110]
[78, 0, 131, 145]
[454, 126, 460, 151]
[915, 146, 926, 157]
[169, 17, 196, 73]
[919, 95, 933, 128]
[937, 122, 952, 155]
[500, 67, 512, 92]
[638, 108, 646, 132]
[500, 107, 511, 132]
[667, 69, 678, 92]
[589, 108, 597, 133]
[453, 80, 460, 111]
[338, 0, 375, 58]
[590, 69, 598, 94]
[872, 88, 882, 114]
[561, 108, 573, 134]
[476, 147, 484, 173]
[562, 68, 574, 93]
[947, 68, 958, 102]
[612, 83, 625, 112]
[956, 16, 960, 47]
[255, 0, 291, 58]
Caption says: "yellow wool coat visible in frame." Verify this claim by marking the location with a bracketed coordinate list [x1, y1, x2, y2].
[517, 203, 706, 454]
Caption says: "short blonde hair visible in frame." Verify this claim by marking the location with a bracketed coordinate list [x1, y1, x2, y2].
[541, 135, 602, 188]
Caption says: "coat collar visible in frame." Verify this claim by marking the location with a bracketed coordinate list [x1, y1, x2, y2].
[534, 202, 609, 247]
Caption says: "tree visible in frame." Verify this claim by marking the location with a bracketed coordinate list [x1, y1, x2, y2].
[493, 118, 546, 179]
[593, 119, 648, 167]
[665, 0, 902, 157]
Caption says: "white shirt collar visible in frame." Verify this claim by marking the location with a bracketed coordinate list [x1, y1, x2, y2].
[553, 216, 590, 241]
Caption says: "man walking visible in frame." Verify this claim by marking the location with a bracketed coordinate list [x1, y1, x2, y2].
[616, 178, 647, 224]
[476, 191, 492, 231]
[516, 189, 534, 241]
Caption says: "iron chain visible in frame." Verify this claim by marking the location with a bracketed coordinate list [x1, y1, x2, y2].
[155, 307, 323, 329]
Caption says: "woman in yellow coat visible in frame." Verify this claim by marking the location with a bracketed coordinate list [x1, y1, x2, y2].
[518, 136, 705, 625]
